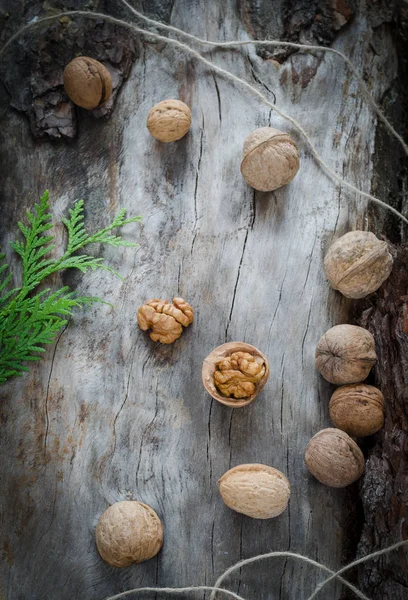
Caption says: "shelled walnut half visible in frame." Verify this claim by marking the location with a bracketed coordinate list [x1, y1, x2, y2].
[202, 342, 269, 408]
[137, 298, 193, 344]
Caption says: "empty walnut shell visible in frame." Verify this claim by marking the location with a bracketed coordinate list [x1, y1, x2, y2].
[96, 501, 163, 567]
[218, 464, 290, 519]
[324, 231, 393, 299]
[305, 428, 365, 487]
[315, 324, 376, 384]
[147, 99, 192, 142]
[329, 384, 385, 437]
[240, 127, 299, 192]
[202, 342, 269, 408]
[63, 56, 112, 110]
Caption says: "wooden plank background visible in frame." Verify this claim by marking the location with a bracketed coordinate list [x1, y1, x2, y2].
[0, 2, 401, 599]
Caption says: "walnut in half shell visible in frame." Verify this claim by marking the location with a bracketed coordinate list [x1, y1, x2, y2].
[202, 342, 269, 408]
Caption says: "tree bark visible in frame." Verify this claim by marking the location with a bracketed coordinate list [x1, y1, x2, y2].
[0, 1, 406, 600]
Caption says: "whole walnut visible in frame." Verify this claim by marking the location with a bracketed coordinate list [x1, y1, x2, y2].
[63, 57, 112, 110]
[329, 384, 384, 437]
[240, 127, 299, 192]
[96, 501, 163, 567]
[147, 99, 191, 142]
[304, 428, 365, 487]
[218, 464, 290, 519]
[137, 298, 193, 344]
[324, 231, 393, 299]
[315, 324, 376, 384]
[202, 342, 270, 408]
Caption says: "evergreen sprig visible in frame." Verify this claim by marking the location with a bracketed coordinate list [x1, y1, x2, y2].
[0, 191, 141, 385]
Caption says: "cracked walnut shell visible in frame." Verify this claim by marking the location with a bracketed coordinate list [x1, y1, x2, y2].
[315, 324, 376, 384]
[324, 231, 393, 299]
[305, 428, 365, 487]
[137, 297, 193, 344]
[218, 464, 290, 519]
[329, 384, 384, 437]
[147, 99, 192, 142]
[240, 127, 299, 192]
[63, 57, 112, 110]
[96, 501, 163, 567]
[202, 342, 269, 408]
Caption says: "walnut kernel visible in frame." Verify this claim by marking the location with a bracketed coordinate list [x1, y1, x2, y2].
[324, 231, 393, 299]
[240, 127, 299, 192]
[63, 57, 112, 110]
[137, 297, 193, 344]
[147, 99, 191, 142]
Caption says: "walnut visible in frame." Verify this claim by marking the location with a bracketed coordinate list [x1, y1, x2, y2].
[304, 428, 365, 487]
[137, 297, 193, 344]
[202, 342, 269, 408]
[315, 324, 376, 384]
[329, 384, 384, 437]
[218, 464, 290, 519]
[147, 99, 192, 142]
[63, 57, 112, 110]
[95, 501, 163, 567]
[240, 127, 299, 192]
[324, 231, 393, 299]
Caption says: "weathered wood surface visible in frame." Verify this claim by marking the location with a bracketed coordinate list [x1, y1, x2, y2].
[0, 1, 406, 599]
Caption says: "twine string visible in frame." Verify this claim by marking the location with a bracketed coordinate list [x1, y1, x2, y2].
[0, 10, 407, 224]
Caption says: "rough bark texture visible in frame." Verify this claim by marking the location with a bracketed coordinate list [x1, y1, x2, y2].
[0, 1, 406, 600]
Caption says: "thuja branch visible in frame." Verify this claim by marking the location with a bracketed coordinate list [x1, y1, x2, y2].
[0, 191, 141, 384]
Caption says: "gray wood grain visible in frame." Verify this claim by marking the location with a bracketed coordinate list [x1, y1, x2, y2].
[0, 2, 401, 599]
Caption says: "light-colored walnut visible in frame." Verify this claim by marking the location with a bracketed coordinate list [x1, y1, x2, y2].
[137, 297, 193, 344]
[218, 464, 290, 519]
[315, 324, 376, 384]
[95, 501, 163, 567]
[240, 127, 299, 192]
[63, 57, 112, 110]
[329, 384, 384, 437]
[147, 99, 192, 142]
[202, 342, 269, 408]
[324, 230, 393, 299]
[304, 428, 365, 488]
[214, 351, 266, 398]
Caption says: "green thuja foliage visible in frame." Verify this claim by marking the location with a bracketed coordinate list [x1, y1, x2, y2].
[0, 191, 141, 384]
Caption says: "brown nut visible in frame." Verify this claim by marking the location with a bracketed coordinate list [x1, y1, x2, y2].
[240, 127, 299, 192]
[96, 501, 163, 567]
[137, 297, 194, 344]
[324, 231, 393, 299]
[304, 428, 365, 488]
[147, 99, 191, 142]
[329, 384, 384, 437]
[202, 342, 269, 408]
[315, 324, 376, 384]
[218, 464, 290, 519]
[63, 56, 112, 110]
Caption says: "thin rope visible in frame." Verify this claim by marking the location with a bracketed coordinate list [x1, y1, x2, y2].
[0, 10, 407, 225]
[104, 586, 246, 600]
[119, 0, 408, 157]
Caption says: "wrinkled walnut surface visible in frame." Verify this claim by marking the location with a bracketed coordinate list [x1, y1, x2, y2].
[218, 464, 290, 519]
[240, 127, 299, 192]
[315, 324, 376, 384]
[202, 342, 269, 408]
[63, 57, 112, 110]
[214, 351, 266, 398]
[304, 428, 365, 488]
[329, 384, 384, 437]
[96, 501, 163, 567]
[147, 99, 192, 142]
[324, 230, 393, 299]
[137, 297, 194, 344]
